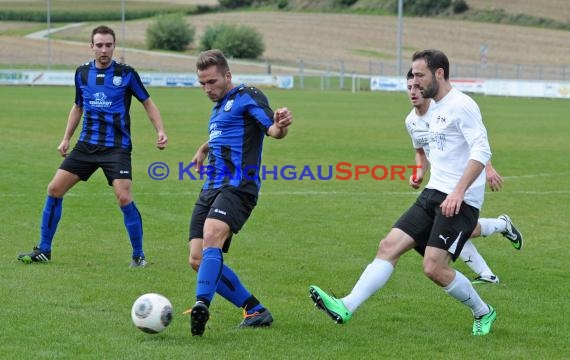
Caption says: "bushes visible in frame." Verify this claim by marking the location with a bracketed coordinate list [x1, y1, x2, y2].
[390, 0, 468, 16]
[333, 0, 358, 7]
[200, 23, 265, 59]
[145, 14, 265, 59]
[146, 13, 195, 51]
[218, 0, 254, 9]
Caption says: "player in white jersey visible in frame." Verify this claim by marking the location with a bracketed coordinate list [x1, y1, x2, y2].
[404, 70, 524, 284]
[309, 50, 498, 336]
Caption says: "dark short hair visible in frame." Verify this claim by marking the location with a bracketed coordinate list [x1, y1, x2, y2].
[91, 25, 116, 44]
[196, 49, 230, 74]
[406, 67, 413, 80]
[412, 49, 449, 80]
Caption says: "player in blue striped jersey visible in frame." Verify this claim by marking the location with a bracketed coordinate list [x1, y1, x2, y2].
[186, 49, 292, 336]
[17, 25, 167, 267]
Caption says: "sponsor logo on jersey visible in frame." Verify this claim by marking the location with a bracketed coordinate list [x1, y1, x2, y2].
[224, 99, 234, 112]
[90, 92, 112, 107]
[209, 123, 222, 141]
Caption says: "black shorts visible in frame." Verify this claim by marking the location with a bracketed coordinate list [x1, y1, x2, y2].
[189, 187, 258, 252]
[60, 141, 132, 186]
[393, 188, 479, 261]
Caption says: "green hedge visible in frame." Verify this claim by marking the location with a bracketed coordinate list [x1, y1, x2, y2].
[200, 23, 265, 59]
[0, 6, 214, 22]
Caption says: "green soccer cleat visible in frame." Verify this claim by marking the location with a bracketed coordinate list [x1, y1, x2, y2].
[498, 214, 524, 250]
[472, 305, 497, 336]
[309, 285, 352, 324]
[472, 274, 500, 285]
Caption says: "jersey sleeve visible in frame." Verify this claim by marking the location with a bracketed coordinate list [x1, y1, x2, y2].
[129, 70, 150, 102]
[404, 113, 422, 149]
[73, 67, 84, 107]
[242, 87, 274, 131]
[457, 97, 491, 166]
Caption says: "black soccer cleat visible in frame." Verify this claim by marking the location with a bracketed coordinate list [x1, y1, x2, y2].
[17, 246, 51, 263]
[499, 214, 524, 250]
[238, 309, 274, 328]
[190, 302, 210, 336]
[129, 256, 147, 268]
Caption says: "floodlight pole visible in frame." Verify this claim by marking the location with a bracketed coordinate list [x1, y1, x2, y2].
[47, 0, 51, 70]
[121, 0, 126, 60]
[396, 0, 403, 77]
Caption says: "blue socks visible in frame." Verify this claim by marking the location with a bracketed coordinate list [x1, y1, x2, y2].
[196, 253, 265, 314]
[38, 196, 63, 252]
[121, 202, 144, 258]
[196, 247, 224, 305]
[38, 197, 144, 258]
[217, 265, 264, 314]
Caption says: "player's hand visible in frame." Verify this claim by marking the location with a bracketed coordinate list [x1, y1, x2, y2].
[191, 145, 208, 172]
[486, 166, 503, 192]
[440, 191, 464, 217]
[274, 107, 292, 128]
[156, 132, 168, 150]
[57, 139, 70, 157]
[409, 168, 424, 189]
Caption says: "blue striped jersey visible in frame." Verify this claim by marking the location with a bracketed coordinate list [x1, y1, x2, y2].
[74, 60, 150, 150]
[203, 84, 274, 195]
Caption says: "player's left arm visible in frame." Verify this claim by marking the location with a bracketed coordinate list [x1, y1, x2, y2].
[485, 160, 503, 192]
[442, 101, 491, 217]
[267, 107, 292, 139]
[443, 159, 486, 217]
[410, 148, 429, 189]
[142, 98, 168, 150]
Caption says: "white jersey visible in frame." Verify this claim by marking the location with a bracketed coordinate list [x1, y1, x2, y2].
[404, 88, 491, 209]
[405, 99, 434, 157]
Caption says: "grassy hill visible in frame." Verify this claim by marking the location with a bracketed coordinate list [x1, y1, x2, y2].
[0, 0, 568, 79]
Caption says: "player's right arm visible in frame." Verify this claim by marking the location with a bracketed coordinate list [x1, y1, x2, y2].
[57, 104, 83, 157]
[191, 141, 209, 171]
[410, 147, 430, 189]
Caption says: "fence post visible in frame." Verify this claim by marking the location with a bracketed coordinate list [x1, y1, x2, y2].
[299, 59, 304, 89]
[339, 60, 345, 90]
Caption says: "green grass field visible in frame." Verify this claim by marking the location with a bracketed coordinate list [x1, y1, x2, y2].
[1, 85, 569, 359]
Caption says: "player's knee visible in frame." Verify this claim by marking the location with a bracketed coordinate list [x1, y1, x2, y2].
[116, 193, 132, 207]
[47, 182, 64, 198]
[202, 230, 226, 249]
[422, 259, 444, 283]
[377, 237, 399, 259]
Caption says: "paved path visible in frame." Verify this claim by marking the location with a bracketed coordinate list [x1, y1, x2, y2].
[25, 23, 86, 39]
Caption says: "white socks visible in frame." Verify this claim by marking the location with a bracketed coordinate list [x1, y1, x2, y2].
[459, 240, 494, 276]
[444, 270, 489, 317]
[478, 218, 507, 237]
[341, 259, 490, 318]
[342, 258, 394, 313]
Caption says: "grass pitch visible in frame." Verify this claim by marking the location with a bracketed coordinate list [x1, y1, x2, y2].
[1, 85, 569, 359]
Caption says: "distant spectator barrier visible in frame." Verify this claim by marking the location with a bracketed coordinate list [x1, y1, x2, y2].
[2, 70, 569, 99]
[370, 76, 570, 99]
[0, 70, 294, 89]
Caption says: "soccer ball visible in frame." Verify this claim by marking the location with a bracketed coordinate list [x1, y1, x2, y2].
[131, 293, 173, 334]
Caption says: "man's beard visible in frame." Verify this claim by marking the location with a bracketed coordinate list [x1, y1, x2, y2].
[421, 77, 439, 99]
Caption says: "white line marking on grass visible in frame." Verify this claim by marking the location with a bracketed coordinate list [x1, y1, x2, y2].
[502, 171, 570, 179]
[4, 190, 570, 198]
